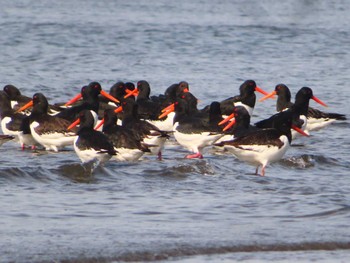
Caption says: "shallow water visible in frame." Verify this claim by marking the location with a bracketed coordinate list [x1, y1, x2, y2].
[0, 0, 350, 262]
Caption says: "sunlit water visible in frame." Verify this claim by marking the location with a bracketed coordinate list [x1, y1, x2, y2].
[0, 0, 350, 262]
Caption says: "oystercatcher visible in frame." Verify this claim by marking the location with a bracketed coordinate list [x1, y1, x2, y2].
[121, 98, 170, 160]
[16, 93, 77, 151]
[101, 109, 149, 161]
[259, 85, 338, 133]
[215, 110, 308, 176]
[0, 91, 38, 149]
[58, 82, 120, 121]
[171, 98, 224, 159]
[201, 80, 268, 117]
[68, 110, 116, 164]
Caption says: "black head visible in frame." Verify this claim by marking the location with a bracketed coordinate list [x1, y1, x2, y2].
[32, 93, 48, 106]
[232, 106, 251, 128]
[77, 110, 96, 131]
[180, 92, 198, 111]
[31, 93, 49, 115]
[137, 80, 151, 99]
[103, 108, 118, 130]
[294, 87, 314, 112]
[239, 80, 257, 95]
[275, 84, 292, 111]
[3, 85, 21, 99]
[125, 82, 135, 91]
[86, 82, 102, 98]
[296, 87, 313, 100]
[178, 81, 189, 93]
[233, 106, 249, 118]
[275, 84, 291, 97]
[109, 82, 125, 100]
[164, 83, 179, 100]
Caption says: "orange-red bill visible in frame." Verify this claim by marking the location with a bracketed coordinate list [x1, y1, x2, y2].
[183, 88, 189, 93]
[161, 103, 175, 113]
[255, 86, 269, 96]
[100, 90, 120, 104]
[65, 93, 82, 107]
[291, 125, 309, 137]
[94, 119, 104, 131]
[158, 107, 175, 119]
[15, 100, 34, 113]
[312, 95, 327, 107]
[259, 90, 277, 102]
[114, 106, 123, 113]
[124, 88, 139, 98]
[218, 113, 234, 126]
[67, 118, 80, 130]
[223, 118, 236, 132]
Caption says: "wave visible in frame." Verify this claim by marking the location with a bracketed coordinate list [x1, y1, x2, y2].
[0, 161, 111, 184]
[280, 154, 343, 168]
[42, 241, 350, 263]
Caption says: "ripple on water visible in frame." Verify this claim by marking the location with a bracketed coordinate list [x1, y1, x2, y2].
[0, 166, 55, 183]
[280, 154, 341, 169]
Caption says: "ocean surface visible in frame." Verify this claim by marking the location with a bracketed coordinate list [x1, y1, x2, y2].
[1, 0, 350, 262]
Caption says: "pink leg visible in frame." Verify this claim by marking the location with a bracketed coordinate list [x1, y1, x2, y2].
[261, 166, 266, 176]
[157, 151, 162, 161]
[185, 152, 203, 159]
[21, 144, 25, 150]
[31, 145, 36, 150]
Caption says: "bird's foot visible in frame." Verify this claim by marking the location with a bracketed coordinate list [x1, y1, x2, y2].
[185, 153, 203, 159]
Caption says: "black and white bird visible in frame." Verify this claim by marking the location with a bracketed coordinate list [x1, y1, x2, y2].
[57, 82, 120, 121]
[259, 84, 345, 132]
[167, 97, 224, 159]
[215, 110, 308, 176]
[0, 91, 38, 149]
[201, 80, 268, 117]
[121, 98, 170, 160]
[16, 93, 77, 151]
[101, 109, 149, 162]
[68, 110, 116, 164]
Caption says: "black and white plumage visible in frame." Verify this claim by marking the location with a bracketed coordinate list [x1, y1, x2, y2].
[121, 98, 170, 160]
[0, 91, 38, 148]
[171, 98, 224, 159]
[102, 109, 149, 162]
[215, 106, 256, 144]
[155, 81, 192, 131]
[260, 84, 345, 133]
[57, 82, 120, 121]
[201, 80, 268, 117]
[3, 84, 31, 111]
[71, 110, 116, 164]
[215, 110, 307, 176]
[18, 93, 77, 152]
[3, 84, 63, 115]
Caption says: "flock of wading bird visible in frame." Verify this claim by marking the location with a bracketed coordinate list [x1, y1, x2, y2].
[0, 80, 346, 176]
